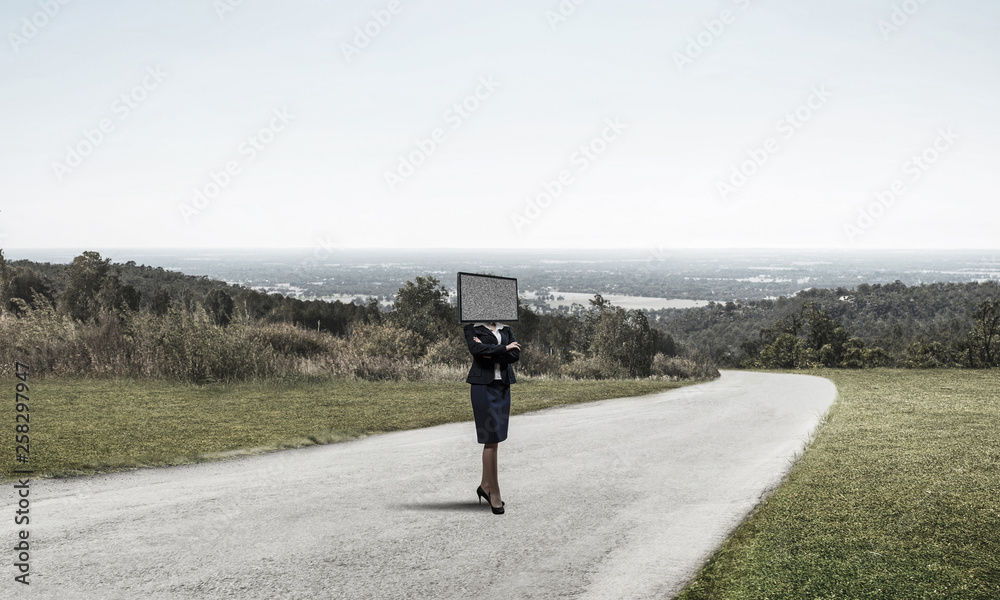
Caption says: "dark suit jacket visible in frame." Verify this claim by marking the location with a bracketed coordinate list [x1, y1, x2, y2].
[464, 323, 519, 385]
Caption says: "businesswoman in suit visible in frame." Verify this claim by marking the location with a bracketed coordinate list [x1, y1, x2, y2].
[464, 320, 521, 515]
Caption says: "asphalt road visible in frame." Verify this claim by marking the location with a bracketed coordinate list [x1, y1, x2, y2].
[6, 370, 836, 599]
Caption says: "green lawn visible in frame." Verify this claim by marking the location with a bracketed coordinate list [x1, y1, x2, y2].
[2, 376, 688, 479]
[10, 370, 997, 597]
[679, 369, 1000, 600]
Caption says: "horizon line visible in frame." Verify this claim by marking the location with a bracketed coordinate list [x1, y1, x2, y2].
[3, 247, 1000, 253]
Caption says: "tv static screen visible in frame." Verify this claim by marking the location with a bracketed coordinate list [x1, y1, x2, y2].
[457, 272, 519, 323]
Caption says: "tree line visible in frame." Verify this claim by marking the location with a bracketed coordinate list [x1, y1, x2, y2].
[2, 250, 373, 334]
[0, 251, 714, 383]
[652, 281, 1000, 369]
[7, 251, 993, 380]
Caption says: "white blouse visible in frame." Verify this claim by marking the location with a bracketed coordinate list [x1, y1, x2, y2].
[474, 322, 505, 380]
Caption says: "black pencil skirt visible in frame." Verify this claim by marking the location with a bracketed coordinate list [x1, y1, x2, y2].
[470, 380, 510, 444]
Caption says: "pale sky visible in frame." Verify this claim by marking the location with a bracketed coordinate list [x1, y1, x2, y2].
[2, 0, 998, 250]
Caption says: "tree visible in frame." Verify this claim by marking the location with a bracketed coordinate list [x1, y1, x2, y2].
[515, 304, 540, 349]
[759, 313, 803, 346]
[535, 312, 579, 362]
[150, 289, 173, 316]
[363, 297, 383, 325]
[588, 293, 612, 311]
[0, 249, 9, 309]
[903, 341, 959, 368]
[60, 251, 111, 321]
[752, 304, 889, 368]
[803, 303, 837, 350]
[967, 299, 1000, 367]
[653, 329, 677, 357]
[588, 305, 657, 377]
[758, 333, 813, 368]
[803, 304, 849, 366]
[2, 266, 55, 313]
[95, 272, 141, 316]
[841, 337, 870, 369]
[204, 289, 235, 327]
[391, 276, 453, 343]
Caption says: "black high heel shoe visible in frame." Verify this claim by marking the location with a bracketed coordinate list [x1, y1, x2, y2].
[477, 486, 505, 513]
[489, 491, 505, 515]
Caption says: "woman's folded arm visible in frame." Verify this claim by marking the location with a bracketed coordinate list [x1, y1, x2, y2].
[465, 329, 505, 357]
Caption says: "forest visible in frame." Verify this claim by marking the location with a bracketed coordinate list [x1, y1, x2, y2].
[1, 250, 997, 383]
[652, 281, 1000, 368]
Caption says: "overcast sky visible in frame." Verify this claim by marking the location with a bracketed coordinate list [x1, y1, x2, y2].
[2, 0, 998, 250]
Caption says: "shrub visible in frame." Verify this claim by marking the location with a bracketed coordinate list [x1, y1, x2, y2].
[841, 337, 891, 369]
[518, 350, 563, 377]
[423, 332, 470, 367]
[131, 309, 279, 382]
[903, 341, 961, 368]
[249, 323, 335, 357]
[758, 333, 816, 369]
[346, 321, 424, 361]
[562, 356, 627, 380]
[329, 351, 422, 381]
[651, 352, 721, 380]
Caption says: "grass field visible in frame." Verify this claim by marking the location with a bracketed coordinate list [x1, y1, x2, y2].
[1, 376, 688, 479]
[8, 370, 998, 597]
[678, 369, 1000, 600]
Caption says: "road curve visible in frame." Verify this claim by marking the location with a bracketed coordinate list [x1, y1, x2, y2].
[6, 371, 836, 599]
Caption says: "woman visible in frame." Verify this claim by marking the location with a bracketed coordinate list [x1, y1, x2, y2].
[463, 320, 521, 515]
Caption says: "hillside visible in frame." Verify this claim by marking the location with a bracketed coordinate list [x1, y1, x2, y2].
[652, 281, 1000, 367]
